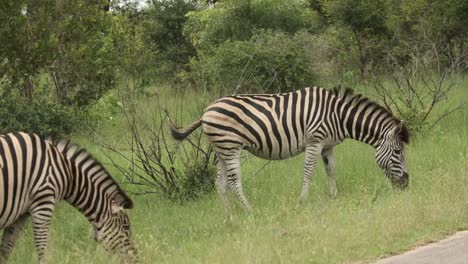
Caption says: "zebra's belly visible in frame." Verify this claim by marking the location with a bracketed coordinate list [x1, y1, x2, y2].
[244, 143, 306, 160]
[0, 171, 32, 228]
[0, 198, 30, 228]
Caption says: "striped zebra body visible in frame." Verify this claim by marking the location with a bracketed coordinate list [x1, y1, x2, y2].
[0, 132, 135, 263]
[203, 88, 341, 160]
[171, 87, 410, 213]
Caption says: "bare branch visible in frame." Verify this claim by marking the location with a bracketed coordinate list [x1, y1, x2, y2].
[426, 102, 466, 132]
[373, 38, 463, 135]
[92, 82, 216, 200]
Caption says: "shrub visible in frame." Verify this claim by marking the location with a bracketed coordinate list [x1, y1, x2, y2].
[372, 47, 466, 137]
[184, 30, 318, 93]
[181, 159, 216, 200]
[0, 76, 79, 137]
[99, 87, 216, 202]
[184, 0, 320, 51]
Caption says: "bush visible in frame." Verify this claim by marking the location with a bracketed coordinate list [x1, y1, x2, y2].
[184, 30, 318, 93]
[184, 0, 321, 51]
[372, 48, 466, 137]
[100, 87, 216, 202]
[0, 76, 79, 137]
[0, 98, 79, 138]
[181, 159, 216, 200]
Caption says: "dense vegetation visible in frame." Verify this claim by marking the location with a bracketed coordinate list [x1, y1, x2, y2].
[2, 0, 465, 194]
[1, 0, 467, 263]
[1, 0, 467, 135]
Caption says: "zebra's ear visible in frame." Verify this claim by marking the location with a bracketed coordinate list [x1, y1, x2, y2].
[398, 122, 410, 144]
[392, 121, 410, 144]
[388, 124, 398, 138]
[111, 200, 125, 215]
[114, 192, 134, 209]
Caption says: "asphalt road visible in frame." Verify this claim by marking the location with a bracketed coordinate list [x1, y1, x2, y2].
[374, 231, 468, 264]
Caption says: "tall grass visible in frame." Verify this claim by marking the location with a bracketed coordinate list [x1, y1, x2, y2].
[4, 79, 468, 263]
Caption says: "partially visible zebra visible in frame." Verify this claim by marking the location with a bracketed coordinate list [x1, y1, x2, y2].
[171, 87, 410, 213]
[0, 132, 136, 263]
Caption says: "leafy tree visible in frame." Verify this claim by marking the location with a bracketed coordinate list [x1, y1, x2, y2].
[184, 0, 320, 51]
[141, 0, 198, 78]
[321, 0, 390, 78]
[0, 0, 149, 106]
[0, 0, 149, 135]
[387, 0, 468, 69]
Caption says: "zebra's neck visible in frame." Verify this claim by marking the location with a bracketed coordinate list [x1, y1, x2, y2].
[65, 159, 119, 222]
[336, 94, 397, 148]
[53, 140, 120, 224]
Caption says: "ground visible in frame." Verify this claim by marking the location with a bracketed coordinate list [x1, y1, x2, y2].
[374, 230, 468, 264]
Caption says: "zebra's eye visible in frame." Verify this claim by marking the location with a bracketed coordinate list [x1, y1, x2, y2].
[394, 149, 401, 155]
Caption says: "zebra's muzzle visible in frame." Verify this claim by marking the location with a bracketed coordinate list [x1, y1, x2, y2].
[391, 172, 409, 189]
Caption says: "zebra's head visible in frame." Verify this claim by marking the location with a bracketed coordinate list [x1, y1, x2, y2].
[375, 121, 410, 188]
[94, 195, 137, 260]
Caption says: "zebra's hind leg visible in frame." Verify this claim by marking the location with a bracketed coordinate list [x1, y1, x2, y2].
[0, 215, 29, 264]
[299, 142, 323, 204]
[225, 156, 252, 212]
[322, 147, 337, 198]
[216, 156, 232, 219]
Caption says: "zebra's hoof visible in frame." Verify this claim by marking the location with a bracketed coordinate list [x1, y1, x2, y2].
[298, 197, 308, 205]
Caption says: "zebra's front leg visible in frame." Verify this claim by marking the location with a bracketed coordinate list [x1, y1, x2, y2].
[322, 147, 337, 198]
[30, 200, 55, 263]
[299, 142, 323, 204]
[0, 215, 29, 264]
[225, 157, 252, 212]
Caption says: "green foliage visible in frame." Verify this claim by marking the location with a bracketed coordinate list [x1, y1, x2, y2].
[0, 0, 153, 136]
[85, 89, 122, 125]
[184, 0, 320, 51]
[323, 0, 388, 35]
[185, 30, 318, 92]
[321, 0, 390, 77]
[0, 75, 79, 137]
[109, 13, 157, 85]
[182, 0, 323, 92]
[0, 97, 78, 138]
[1, 1, 112, 105]
[385, 0, 468, 67]
[141, 0, 197, 78]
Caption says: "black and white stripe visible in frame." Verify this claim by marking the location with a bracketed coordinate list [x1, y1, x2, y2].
[171, 87, 410, 212]
[0, 132, 136, 263]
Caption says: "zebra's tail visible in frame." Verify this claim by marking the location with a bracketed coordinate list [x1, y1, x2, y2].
[170, 120, 202, 141]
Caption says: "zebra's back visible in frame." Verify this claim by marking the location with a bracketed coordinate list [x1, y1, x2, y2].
[201, 88, 325, 160]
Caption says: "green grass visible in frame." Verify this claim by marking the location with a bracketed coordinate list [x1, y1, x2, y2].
[4, 79, 468, 263]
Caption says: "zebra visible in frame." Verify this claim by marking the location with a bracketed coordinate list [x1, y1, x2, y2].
[170, 87, 410, 213]
[0, 132, 136, 263]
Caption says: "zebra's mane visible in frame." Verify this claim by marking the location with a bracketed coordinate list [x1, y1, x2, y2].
[47, 138, 134, 208]
[331, 86, 410, 144]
